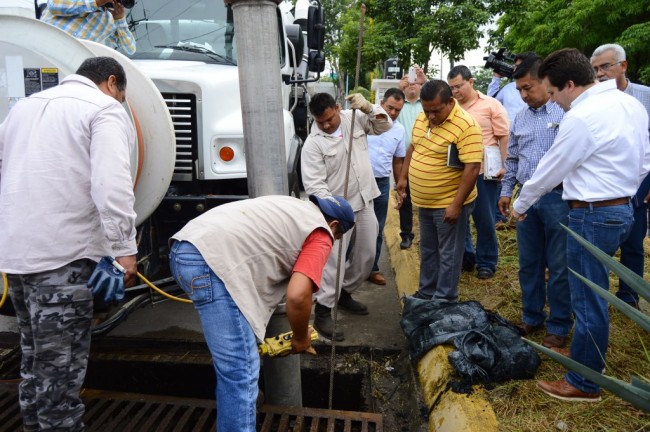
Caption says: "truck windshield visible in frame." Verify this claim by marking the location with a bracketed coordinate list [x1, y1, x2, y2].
[126, 0, 237, 65]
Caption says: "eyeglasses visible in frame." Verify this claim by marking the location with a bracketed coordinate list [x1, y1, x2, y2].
[449, 81, 466, 91]
[593, 61, 622, 73]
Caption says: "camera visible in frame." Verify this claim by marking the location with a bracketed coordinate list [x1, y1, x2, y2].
[105, 0, 136, 9]
[483, 48, 516, 79]
[408, 66, 416, 84]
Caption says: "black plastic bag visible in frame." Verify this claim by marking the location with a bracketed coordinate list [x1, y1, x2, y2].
[400, 296, 540, 384]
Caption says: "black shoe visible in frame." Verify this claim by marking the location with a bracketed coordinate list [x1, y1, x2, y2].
[314, 303, 344, 341]
[462, 252, 476, 272]
[412, 291, 432, 300]
[621, 299, 641, 310]
[477, 268, 495, 279]
[337, 290, 369, 315]
[400, 236, 413, 249]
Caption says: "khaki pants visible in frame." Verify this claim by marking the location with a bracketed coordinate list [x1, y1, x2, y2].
[315, 203, 378, 308]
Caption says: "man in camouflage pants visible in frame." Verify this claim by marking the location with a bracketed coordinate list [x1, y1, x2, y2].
[0, 57, 138, 431]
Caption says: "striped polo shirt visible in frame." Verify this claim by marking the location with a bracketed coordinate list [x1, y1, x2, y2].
[41, 0, 136, 55]
[409, 102, 483, 208]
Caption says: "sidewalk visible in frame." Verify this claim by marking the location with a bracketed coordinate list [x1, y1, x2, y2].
[106, 243, 406, 351]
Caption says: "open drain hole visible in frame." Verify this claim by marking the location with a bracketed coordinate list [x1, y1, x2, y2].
[1, 339, 425, 431]
[85, 351, 368, 411]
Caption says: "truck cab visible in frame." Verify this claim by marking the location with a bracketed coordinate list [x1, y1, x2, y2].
[124, 0, 316, 253]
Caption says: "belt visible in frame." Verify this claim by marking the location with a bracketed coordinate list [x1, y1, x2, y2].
[553, 184, 563, 191]
[568, 197, 630, 209]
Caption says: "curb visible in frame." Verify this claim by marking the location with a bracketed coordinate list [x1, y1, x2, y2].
[384, 198, 499, 432]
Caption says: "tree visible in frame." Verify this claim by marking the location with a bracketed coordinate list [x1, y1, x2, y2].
[492, 0, 650, 83]
[321, 0, 499, 97]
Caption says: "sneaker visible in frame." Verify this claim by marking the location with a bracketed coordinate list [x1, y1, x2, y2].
[313, 303, 344, 341]
[337, 290, 369, 315]
[367, 272, 387, 285]
[537, 378, 601, 402]
[477, 268, 494, 279]
[400, 236, 413, 249]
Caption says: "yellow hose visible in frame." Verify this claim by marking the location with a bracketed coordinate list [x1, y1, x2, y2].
[0, 272, 8, 309]
[137, 272, 192, 304]
[0, 271, 191, 306]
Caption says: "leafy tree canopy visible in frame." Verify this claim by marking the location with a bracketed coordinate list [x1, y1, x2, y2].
[492, 0, 650, 83]
[321, 0, 497, 93]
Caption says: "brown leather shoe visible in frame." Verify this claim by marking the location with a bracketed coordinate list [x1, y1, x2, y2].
[367, 272, 386, 285]
[518, 322, 544, 336]
[542, 334, 567, 348]
[537, 379, 601, 402]
[549, 346, 570, 357]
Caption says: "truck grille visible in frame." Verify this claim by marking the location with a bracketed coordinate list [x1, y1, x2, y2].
[162, 93, 198, 181]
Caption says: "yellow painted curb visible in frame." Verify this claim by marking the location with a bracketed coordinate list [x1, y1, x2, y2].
[384, 196, 499, 432]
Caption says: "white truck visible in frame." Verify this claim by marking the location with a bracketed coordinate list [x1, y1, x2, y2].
[0, 0, 325, 312]
[123, 0, 323, 269]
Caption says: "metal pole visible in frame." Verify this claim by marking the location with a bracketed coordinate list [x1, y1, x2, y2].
[228, 0, 288, 197]
[263, 304, 302, 406]
[327, 3, 366, 411]
[226, 0, 299, 407]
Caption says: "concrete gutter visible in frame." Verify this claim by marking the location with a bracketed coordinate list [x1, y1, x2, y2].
[384, 199, 499, 432]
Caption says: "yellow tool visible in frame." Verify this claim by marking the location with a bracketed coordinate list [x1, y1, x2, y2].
[258, 329, 319, 357]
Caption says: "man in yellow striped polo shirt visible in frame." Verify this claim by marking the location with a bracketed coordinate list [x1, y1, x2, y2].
[396, 80, 483, 301]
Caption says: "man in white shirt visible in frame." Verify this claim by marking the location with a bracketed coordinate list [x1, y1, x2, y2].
[367, 88, 406, 285]
[301, 92, 391, 341]
[591, 43, 650, 309]
[0, 57, 137, 431]
[512, 48, 650, 403]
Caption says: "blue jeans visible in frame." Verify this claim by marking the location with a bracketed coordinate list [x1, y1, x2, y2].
[564, 203, 633, 394]
[169, 241, 259, 432]
[516, 190, 572, 336]
[617, 174, 650, 304]
[419, 203, 474, 301]
[372, 177, 390, 272]
[617, 200, 646, 304]
[465, 175, 498, 272]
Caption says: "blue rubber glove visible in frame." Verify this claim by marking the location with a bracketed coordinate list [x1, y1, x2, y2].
[87, 256, 126, 304]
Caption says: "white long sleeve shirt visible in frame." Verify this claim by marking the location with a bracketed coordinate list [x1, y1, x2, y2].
[514, 79, 650, 214]
[301, 106, 391, 211]
[0, 75, 137, 273]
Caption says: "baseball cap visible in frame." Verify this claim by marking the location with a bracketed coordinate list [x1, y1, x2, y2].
[309, 195, 355, 233]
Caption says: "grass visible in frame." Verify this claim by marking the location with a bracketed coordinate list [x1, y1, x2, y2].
[407, 219, 650, 431]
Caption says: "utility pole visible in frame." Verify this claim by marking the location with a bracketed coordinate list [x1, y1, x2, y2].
[225, 0, 300, 407]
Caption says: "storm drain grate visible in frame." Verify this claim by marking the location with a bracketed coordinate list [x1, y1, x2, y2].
[0, 383, 382, 432]
[259, 405, 382, 432]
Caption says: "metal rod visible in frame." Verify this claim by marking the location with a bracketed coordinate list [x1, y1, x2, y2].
[328, 2, 366, 411]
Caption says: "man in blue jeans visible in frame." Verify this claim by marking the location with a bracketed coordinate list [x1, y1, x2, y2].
[498, 55, 571, 350]
[512, 48, 650, 402]
[368, 88, 406, 285]
[591, 43, 650, 309]
[447, 66, 510, 279]
[169, 195, 354, 431]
